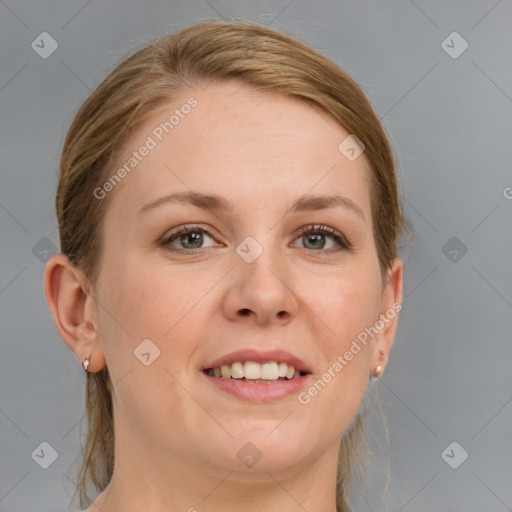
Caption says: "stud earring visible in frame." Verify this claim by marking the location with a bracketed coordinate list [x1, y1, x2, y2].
[374, 365, 383, 377]
[82, 354, 90, 372]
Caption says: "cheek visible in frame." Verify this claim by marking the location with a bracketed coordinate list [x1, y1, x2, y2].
[297, 263, 382, 344]
[94, 259, 201, 425]
[97, 246, 382, 372]
[96, 255, 222, 358]
[93, 253, 167, 372]
[294, 266, 381, 413]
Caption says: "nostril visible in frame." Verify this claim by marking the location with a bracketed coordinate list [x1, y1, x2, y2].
[240, 308, 251, 316]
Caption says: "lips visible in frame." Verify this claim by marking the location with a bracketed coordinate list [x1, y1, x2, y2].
[203, 348, 312, 374]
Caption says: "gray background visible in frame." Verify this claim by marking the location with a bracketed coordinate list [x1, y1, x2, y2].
[1, 1, 511, 511]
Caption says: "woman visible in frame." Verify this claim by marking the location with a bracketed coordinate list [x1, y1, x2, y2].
[44, 20, 404, 512]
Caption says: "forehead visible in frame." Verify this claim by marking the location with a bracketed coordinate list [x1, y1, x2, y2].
[106, 82, 372, 216]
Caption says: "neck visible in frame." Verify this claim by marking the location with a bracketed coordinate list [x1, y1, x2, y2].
[87, 435, 341, 512]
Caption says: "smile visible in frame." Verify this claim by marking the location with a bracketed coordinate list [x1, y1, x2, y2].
[201, 360, 312, 403]
[203, 360, 308, 381]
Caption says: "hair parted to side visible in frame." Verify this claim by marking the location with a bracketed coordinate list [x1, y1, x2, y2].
[57, 20, 405, 512]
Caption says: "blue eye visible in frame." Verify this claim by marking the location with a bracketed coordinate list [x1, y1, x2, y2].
[162, 225, 217, 251]
[161, 223, 351, 253]
[293, 225, 351, 252]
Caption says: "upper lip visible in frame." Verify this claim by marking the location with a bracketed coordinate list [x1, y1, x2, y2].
[203, 349, 312, 374]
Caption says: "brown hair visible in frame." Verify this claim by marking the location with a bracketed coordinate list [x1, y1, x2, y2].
[57, 20, 405, 511]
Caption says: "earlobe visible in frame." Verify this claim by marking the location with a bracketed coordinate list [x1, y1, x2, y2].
[43, 253, 106, 372]
[370, 257, 404, 375]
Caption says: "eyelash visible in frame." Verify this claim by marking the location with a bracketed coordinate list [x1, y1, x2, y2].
[161, 224, 352, 254]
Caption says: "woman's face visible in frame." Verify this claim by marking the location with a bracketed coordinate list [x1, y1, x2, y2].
[89, 82, 401, 477]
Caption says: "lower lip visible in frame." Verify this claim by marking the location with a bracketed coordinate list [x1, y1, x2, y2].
[200, 371, 312, 403]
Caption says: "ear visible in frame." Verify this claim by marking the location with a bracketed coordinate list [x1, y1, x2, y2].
[370, 257, 403, 374]
[43, 253, 106, 372]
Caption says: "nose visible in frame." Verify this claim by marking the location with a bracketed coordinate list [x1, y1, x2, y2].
[222, 246, 299, 326]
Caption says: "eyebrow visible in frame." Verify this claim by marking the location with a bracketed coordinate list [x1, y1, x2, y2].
[139, 191, 365, 222]
[290, 194, 365, 223]
[139, 192, 232, 214]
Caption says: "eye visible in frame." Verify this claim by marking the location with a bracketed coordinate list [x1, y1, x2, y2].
[161, 223, 351, 254]
[292, 224, 351, 252]
[162, 224, 219, 252]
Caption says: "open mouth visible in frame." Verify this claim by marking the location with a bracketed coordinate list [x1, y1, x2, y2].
[203, 360, 309, 383]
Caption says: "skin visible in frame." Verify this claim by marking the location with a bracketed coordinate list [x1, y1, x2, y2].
[44, 82, 402, 512]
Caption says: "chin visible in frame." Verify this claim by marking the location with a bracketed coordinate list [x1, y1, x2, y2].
[210, 429, 313, 473]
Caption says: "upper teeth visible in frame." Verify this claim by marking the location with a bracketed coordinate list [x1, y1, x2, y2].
[207, 361, 302, 380]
